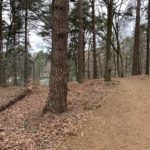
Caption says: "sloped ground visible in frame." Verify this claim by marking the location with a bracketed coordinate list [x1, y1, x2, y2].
[0, 80, 117, 150]
[59, 76, 150, 150]
[0, 86, 24, 108]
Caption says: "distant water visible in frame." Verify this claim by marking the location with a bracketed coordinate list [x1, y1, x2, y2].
[40, 78, 49, 86]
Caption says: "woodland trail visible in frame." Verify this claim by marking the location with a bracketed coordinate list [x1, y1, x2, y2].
[59, 76, 150, 150]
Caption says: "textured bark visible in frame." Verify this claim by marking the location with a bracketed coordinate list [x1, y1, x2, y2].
[104, 0, 113, 81]
[0, 0, 3, 86]
[44, 0, 69, 113]
[92, 0, 98, 79]
[12, 0, 17, 85]
[146, 0, 150, 75]
[132, 0, 141, 75]
[78, 0, 84, 83]
[24, 3, 28, 86]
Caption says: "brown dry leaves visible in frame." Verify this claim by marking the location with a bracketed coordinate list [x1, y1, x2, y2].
[0, 80, 118, 150]
[0, 86, 25, 107]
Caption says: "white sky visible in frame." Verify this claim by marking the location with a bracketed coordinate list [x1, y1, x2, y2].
[30, 0, 132, 53]
[29, 32, 49, 53]
[4, 0, 145, 53]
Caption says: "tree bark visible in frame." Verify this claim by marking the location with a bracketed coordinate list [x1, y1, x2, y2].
[146, 0, 150, 75]
[11, 0, 17, 85]
[0, 0, 3, 86]
[92, 0, 98, 79]
[44, 0, 69, 113]
[132, 0, 141, 75]
[24, 2, 28, 86]
[78, 0, 84, 83]
[104, 0, 113, 81]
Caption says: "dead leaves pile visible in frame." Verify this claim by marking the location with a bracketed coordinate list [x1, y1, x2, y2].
[0, 80, 118, 150]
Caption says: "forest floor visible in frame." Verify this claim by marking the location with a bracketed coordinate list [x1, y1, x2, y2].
[1, 76, 150, 150]
[0, 86, 25, 108]
[59, 76, 150, 150]
[0, 79, 117, 150]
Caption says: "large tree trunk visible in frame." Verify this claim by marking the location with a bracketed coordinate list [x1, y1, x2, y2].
[132, 0, 141, 75]
[104, 0, 113, 81]
[146, 0, 150, 75]
[78, 0, 84, 83]
[92, 0, 98, 79]
[0, 0, 3, 86]
[44, 0, 69, 113]
[24, 3, 28, 86]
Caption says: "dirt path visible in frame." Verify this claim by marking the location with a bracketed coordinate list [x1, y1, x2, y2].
[59, 77, 150, 150]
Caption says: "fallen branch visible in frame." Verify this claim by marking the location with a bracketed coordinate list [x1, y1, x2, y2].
[0, 90, 28, 112]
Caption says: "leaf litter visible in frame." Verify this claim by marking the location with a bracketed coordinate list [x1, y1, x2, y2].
[0, 79, 119, 150]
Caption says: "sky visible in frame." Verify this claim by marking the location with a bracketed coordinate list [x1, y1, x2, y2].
[29, 0, 133, 53]
[3, 0, 142, 54]
[29, 32, 49, 53]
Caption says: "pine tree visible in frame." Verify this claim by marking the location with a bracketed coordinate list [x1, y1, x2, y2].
[78, 0, 84, 83]
[146, 0, 150, 75]
[0, 0, 3, 86]
[92, 0, 98, 79]
[43, 0, 69, 113]
[104, 0, 113, 81]
[132, 0, 141, 75]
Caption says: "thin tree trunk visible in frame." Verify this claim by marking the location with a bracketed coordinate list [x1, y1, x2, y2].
[104, 0, 113, 81]
[73, 40, 78, 81]
[113, 52, 117, 77]
[116, 52, 120, 76]
[146, 0, 150, 75]
[132, 0, 141, 75]
[87, 46, 91, 79]
[112, 20, 124, 77]
[98, 54, 103, 77]
[78, 0, 84, 83]
[24, 4, 28, 86]
[119, 53, 124, 77]
[92, 0, 98, 79]
[0, 0, 3, 86]
[125, 54, 128, 76]
[83, 32, 85, 79]
[11, 0, 17, 85]
[44, 0, 69, 113]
